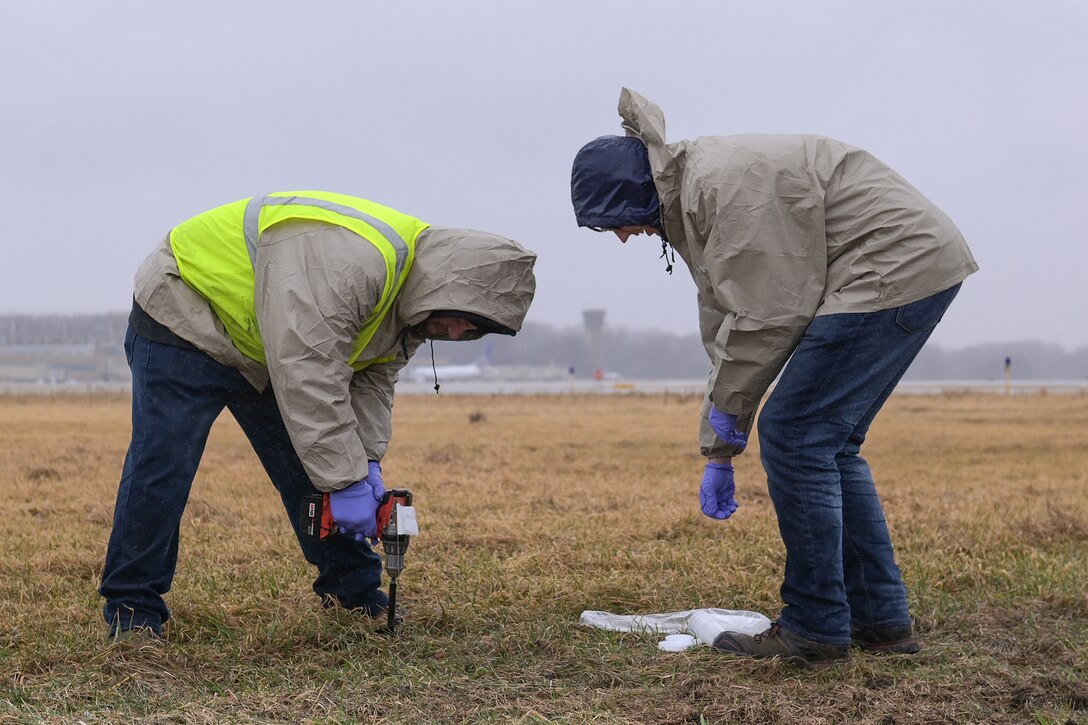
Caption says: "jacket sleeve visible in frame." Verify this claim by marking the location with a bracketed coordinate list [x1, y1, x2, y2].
[688, 263, 736, 459]
[669, 228, 736, 458]
[696, 292, 736, 459]
[254, 222, 389, 492]
[685, 151, 827, 450]
[348, 344, 417, 463]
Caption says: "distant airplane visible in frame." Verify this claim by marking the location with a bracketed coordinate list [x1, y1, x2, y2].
[404, 361, 483, 382]
[404, 340, 493, 383]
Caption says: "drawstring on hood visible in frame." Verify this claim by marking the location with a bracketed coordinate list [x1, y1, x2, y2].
[659, 237, 675, 275]
[396, 326, 443, 394]
[429, 339, 440, 394]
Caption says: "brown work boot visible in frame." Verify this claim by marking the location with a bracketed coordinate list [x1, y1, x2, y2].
[713, 622, 850, 670]
[851, 624, 920, 654]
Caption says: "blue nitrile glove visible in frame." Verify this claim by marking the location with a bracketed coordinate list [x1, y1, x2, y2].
[709, 406, 748, 451]
[700, 462, 738, 520]
[366, 460, 383, 491]
[329, 473, 387, 542]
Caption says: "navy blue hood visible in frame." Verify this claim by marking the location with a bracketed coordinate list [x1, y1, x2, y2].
[571, 135, 661, 229]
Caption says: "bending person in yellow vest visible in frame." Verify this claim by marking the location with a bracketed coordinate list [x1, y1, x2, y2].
[99, 191, 537, 642]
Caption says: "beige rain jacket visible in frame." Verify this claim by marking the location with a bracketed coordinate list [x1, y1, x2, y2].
[134, 219, 537, 490]
[617, 89, 978, 458]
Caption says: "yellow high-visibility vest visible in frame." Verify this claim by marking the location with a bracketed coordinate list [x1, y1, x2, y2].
[169, 191, 428, 369]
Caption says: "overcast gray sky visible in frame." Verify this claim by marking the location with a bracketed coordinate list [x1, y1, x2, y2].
[1, 1, 1085, 350]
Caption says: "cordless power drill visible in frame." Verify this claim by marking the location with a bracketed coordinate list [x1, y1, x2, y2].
[300, 488, 417, 632]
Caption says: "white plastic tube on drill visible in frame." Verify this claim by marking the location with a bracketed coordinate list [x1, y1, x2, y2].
[579, 608, 772, 652]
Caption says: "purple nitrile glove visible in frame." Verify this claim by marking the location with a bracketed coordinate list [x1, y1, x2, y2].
[329, 470, 387, 542]
[700, 462, 738, 520]
[366, 460, 383, 491]
[709, 406, 748, 451]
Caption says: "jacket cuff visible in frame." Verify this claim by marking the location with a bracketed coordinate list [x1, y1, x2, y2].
[701, 441, 746, 459]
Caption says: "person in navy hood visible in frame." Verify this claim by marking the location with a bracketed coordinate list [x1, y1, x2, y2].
[569, 88, 978, 670]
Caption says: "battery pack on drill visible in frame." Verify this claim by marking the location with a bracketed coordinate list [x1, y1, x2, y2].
[300, 493, 336, 540]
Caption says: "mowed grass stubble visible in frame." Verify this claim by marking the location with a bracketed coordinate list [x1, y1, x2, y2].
[1, 392, 1085, 724]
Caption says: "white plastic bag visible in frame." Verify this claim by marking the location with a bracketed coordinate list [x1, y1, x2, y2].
[579, 608, 772, 652]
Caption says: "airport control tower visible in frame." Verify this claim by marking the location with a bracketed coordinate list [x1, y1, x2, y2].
[582, 308, 606, 378]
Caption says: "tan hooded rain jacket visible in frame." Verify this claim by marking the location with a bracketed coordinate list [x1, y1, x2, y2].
[134, 219, 536, 491]
[617, 89, 978, 458]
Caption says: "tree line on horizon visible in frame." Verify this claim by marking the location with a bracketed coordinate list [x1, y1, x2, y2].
[1, 312, 1085, 381]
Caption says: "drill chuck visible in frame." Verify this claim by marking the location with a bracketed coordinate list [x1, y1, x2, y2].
[374, 488, 416, 633]
[381, 534, 411, 578]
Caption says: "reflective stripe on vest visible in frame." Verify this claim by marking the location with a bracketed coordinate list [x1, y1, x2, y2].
[169, 192, 427, 370]
[242, 194, 412, 288]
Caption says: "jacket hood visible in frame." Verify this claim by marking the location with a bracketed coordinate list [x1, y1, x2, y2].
[570, 135, 661, 229]
[616, 88, 687, 239]
[396, 226, 537, 334]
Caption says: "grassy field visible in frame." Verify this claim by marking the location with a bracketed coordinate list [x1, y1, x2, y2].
[0, 391, 1085, 724]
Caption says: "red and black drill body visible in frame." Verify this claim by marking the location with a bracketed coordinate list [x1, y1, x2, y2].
[300, 488, 413, 632]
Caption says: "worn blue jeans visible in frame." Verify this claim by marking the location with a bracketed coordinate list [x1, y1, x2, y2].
[99, 326, 383, 633]
[757, 284, 960, 645]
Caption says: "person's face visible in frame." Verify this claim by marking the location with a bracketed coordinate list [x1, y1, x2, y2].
[612, 226, 659, 243]
[423, 316, 479, 341]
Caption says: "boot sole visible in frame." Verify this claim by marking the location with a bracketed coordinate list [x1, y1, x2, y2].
[853, 639, 920, 655]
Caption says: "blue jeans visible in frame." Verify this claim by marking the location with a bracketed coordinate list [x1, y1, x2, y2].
[99, 326, 383, 633]
[757, 284, 960, 645]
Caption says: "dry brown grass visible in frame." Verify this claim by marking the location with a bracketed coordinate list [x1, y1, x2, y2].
[1, 391, 1086, 724]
